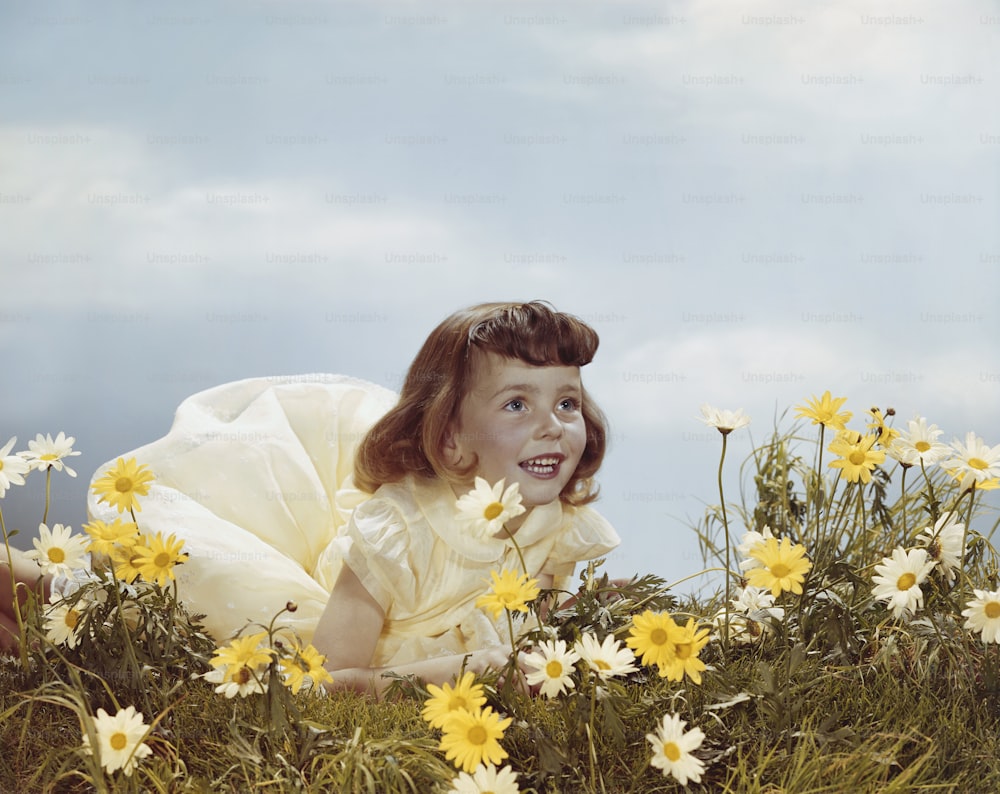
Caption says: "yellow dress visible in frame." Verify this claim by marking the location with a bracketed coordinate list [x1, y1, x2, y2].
[86, 375, 621, 662]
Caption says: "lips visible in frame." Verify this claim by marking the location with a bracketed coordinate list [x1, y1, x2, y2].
[519, 454, 565, 478]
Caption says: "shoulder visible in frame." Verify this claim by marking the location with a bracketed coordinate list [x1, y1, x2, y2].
[550, 503, 621, 561]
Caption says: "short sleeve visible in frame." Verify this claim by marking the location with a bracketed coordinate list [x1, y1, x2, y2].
[541, 505, 622, 581]
[338, 496, 418, 614]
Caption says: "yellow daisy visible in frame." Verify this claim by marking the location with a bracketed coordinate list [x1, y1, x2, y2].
[279, 643, 334, 694]
[866, 407, 900, 449]
[91, 458, 155, 514]
[794, 390, 851, 430]
[475, 570, 540, 620]
[745, 536, 812, 598]
[132, 532, 188, 588]
[84, 518, 140, 556]
[422, 672, 488, 729]
[656, 617, 711, 685]
[109, 537, 147, 584]
[438, 706, 512, 773]
[626, 610, 680, 671]
[827, 432, 885, 484]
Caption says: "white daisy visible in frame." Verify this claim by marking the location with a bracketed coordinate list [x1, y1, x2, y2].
[736, 526, 775, 573]
[82, 705, 153, 777]
[886, 416, 950, 468]
[20, 431, 81, 477]
[944, 431, 1000, 492]
[448, 763, 520, 794]
[699, 404, 751, 435]
[962, 589, 1000, 644]
[455, 477, 525, 540]
[44, 602, 85, 648]
[871, 547, 936, 619]
[574, 632, 638, 681]
[25, 523, 89, 577]
[646, 712, 706, 785]
[0, 436, 30, 497]
[203, 663, 269, 698]
[523, 639, 580, 699]
[918, 515, 965, 584]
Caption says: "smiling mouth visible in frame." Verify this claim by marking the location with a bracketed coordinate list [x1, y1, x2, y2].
[519, 455, 564, 478]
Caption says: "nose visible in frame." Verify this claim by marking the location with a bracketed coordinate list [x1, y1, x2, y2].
[536, 409, 564, 439]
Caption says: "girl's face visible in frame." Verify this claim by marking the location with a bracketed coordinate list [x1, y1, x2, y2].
[446, 352, 588, 508]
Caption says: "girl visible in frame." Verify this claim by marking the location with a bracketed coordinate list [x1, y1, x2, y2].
[2, 302, 620, 694]
[312, 301, 620, 692]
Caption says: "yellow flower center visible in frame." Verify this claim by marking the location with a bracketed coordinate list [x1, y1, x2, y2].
[47, 548, 66, 564]
[234, 666, 252, 685]
[848, 451, 867, 466]
[109, 732, 128, 751]
[915, 441, 931, 452]
[675, 642, 692, 660]
[153, 551, 171, 568]
[0, 461, 4, 471]
[985, 601, 1000, 620]
[897, 572, 917, 590]
[594, 659, 611, 671]
[41, 453, 59, 460]
[546, 660, 564, 677]
[467, 725, 488, 746]
[663, 741, 681, 762]
[650, 628, 669, 646]
[969, 457, 989, 471]
[483, 502, 504, 520]
[65, 610, 80, 629]
[448, 694, 468, 711]
[115, 477, 134, 493]
[770, 563, 790, 578]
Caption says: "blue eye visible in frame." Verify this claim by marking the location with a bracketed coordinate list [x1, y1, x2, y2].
[559, 398, 579, 411]
[505, 399, 526, 412]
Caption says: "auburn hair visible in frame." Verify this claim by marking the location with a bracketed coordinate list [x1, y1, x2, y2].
[354, 301, 608, 505]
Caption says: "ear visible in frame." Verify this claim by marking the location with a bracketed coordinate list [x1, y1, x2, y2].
[441, 420, 463, 466]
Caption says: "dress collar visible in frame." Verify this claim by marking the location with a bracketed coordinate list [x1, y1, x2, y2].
[411, 476, 565, 563]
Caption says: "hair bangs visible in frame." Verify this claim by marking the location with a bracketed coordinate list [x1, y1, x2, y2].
[467, 303, 598, 368]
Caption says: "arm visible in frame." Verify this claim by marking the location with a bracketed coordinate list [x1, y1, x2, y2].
[313, 566, 515, 696]
[0, 546, 50, 653]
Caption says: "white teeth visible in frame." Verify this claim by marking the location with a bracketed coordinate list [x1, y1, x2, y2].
[522, 456, 560, 474]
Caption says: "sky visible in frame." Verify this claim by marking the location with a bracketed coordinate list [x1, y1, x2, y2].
[2, 0, 998, 596]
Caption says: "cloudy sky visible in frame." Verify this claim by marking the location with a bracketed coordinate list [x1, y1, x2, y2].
[2, 0, 998, 594]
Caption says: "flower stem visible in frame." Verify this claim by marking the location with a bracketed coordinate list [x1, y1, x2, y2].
[42, 468, 52, 526]
[716, 431, 731, 656]
[0, 505, 31, 673]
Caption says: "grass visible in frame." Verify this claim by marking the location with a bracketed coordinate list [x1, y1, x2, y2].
[3, 407, 1000, 791]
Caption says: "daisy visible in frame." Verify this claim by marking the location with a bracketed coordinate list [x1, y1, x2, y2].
[0, 436, 30, 497]
[865, 408, 900, 450]
[699, 404, 751, 435]
[646, 712, 706, 786]
[475, 569, 540, 620]
[886, 416, 951, 468]
[91, 457, 155, 514]
[918, 515, 965, 584]
[279, 643, 334, 694]
[84, 518, 140, 556]
[962, 589, 1000, 644]
[794, 391, 851, 431]
[82, 705, 153, 777]
[736, 526, 775, 572]
[626, 610, 679, 671]
[25, 523, 89, 577]
[827, 432, 886, 484]
[448, 764, 520, 794]
[20, 432, 81, 477]
[422, 672, 488, 729]
[523, 639, 580, 698]
[655, 618, 711, 685]
[109, 538, 147, 584]
[456, 478, 526, 540]
[438, 706, 512, 773]
[744, 536, 812, 598]
[205, 631, 275, 697]
[944, 432, 1000, 492]
[44, 602, 85, 649]
[872, 547, 936, 619]
[132, 532, 188, 588]
[574, 632, 637, 681]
